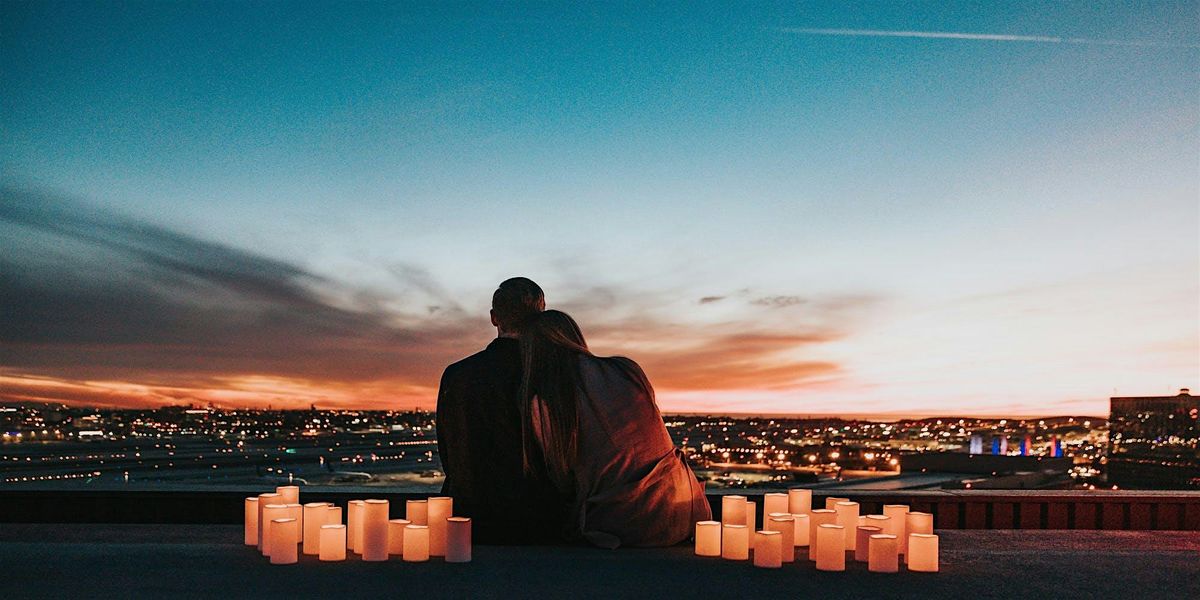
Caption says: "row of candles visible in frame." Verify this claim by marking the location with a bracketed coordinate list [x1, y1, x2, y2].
[243, 486, 472, 565]
[697, 490, 939, 572]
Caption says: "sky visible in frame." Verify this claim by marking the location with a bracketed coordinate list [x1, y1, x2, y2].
[1, 1, 1197, 417]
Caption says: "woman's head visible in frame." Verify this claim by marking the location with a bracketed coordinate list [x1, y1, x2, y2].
[518, 310, 591, 483]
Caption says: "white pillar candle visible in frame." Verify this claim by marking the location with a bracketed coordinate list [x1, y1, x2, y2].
[319, 524, 346, 562]
[868, 534, 898, 573]
[348, 500, 365, 554]
[825, 496, 849, 510]
[403, 525, 430, 562]
[904, 512, 933, 560]
[720, 524, 749, 560]
[807, 509, 836, 561]
[788, 488, 812, 515]
[857, 515, 867, 528]
[766, 514, 795, 562]
[406, 499, 428, 525]
[276, 485, 300, 505]
[695, 521, 721, 557]
[882, 505, 909, 552]
[792, 513, 810, 547]
[446, 517, 472, 563]
[269, 518, 299, 565]
[244, 497, 259, 546]
[389, 519, 411, 555]
[302, 502, 330, 555]
[815, 524, 846, 571]
[361, 499, 390, 561]
[865, 514, 890, 534]
[285, 504, 303, 531]
[745, 501, 756, 532]
[855, 526, 881, 562]
[721, 495, 747, 526]
[834, 501, 860, 550]
[907, 534, 939, 572]
[763, 493, 788, 517]
[256, 493, 281, 551]
[753, 530, 782, 568]
[427, 496, 453, 557]
[325, 505, 343, 526]
[261, 504, 290, 557]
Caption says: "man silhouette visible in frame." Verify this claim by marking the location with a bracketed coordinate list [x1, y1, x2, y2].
[435, 277, 562, 543]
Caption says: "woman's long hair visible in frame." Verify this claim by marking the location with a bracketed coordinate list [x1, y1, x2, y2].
[518, 310, 591, 486]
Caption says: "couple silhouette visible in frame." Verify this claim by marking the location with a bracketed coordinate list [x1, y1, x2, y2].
[436, 277, 711, 548]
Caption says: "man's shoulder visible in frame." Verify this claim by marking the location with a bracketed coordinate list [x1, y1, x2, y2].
[442, 339, 517, 383]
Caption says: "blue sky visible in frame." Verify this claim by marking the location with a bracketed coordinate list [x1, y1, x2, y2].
[2, 1, 1197, 415]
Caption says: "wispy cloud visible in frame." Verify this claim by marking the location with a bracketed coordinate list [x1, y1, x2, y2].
[778, 27, 1200, 49]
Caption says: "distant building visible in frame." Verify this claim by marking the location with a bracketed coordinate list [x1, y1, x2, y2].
[1108, 389, 1200, 489]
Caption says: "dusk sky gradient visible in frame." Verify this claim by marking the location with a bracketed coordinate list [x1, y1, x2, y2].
[2, 1, 1197, 416]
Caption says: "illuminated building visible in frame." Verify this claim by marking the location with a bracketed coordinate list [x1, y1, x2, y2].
[1108, 389, 1200, 489]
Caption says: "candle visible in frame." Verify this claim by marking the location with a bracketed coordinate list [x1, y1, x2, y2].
[720, 524, 749, 560]
[753, 530, 782, 568]
[721, 495, 747, 526]
[907, 534, 939, 572]
[868, 534, 898, 573]
[261, 503, 290, 558]
[446, 517, 472, 563]
[406, 499, 428, 526]
[745, 501, 757, 532]
[766, 514, 795, 562]
[787, 488, 812, 515]
[244, 497, 259, 545]
[854, 526, 881, 562]
[763, 493, 788, 517]
[269, 518, 299, 565]
[866, 514, 890, 533]
[403, 525, 430, 562]
[815, 524, 846, 571]
[285, 504, 303, 531]
[858, 515, 867, 528]
[256, 493, 281, 551]
[834, 501, 860, 550]
[792, 513, 810, 547]
[427, 496, 453, 557]
[276, 485, 300, 505]
[319, 524, 346, 562]
[302, 502, 330, 555]
[825, 496, 849, 510]
[389, 519, 411, 555]
[326, 505, 343, 527]
[882, 505, 909, 552]
[807, 509, 836, 561]
[904, 512, 933, 560]
[361, 499, 390, 561]
[694, 521, 721, 557]
[348, 500, 365, 554]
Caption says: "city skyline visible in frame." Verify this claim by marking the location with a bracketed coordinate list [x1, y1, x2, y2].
[2, 2, 1198, 416]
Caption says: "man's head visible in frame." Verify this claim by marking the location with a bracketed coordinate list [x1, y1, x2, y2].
[490, 277, 545, 336]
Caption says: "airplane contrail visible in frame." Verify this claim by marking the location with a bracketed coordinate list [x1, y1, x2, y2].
[778, 27, 1200, 49]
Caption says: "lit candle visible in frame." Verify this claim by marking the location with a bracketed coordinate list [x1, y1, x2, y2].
[361, 499, 390, 561]
[792, 513, 810, 547]
[882, 505, 909, 552]
[745, 501, 757, 532]
[285, 504, 303, 532]
[319, 524, 346, 562]
[269, 518, 299, 565]
[348, 500, 365, 554]
[721, 524, 749, 560]
[907, 533, 939, 572]
[694, 520, 721, 557]
[807, 509, 836, 561]
[825, 496, 849, 510]
[753, 530, 782, 568]
[446, 517, 472, 563]
[787, 488, 812, 515]
[866, 514, 890, 533]
[302, 502, 330, 555]
[325, 505, 343, 527]
[244, 497, 259, 546]
[857, 515, 867, 528]
[766, 514, 795, 562]
[904, 512, 933, 559]
[403, 525, 430, 562]
[261, 503, 290, 557]
[854, 525, 881, 562]
[406, 499, 428, 526]
[834, 501, 860, 550]
[868, 534, 898, 573]
[389, 519, 411, 555]
[276, 485, 300, 505]
[763, 493, 788, 517]
[427, 496, 453, 557]
[256, 493, 281, 551]
[721, 495, 747, 526]
[815, 524, 845, 571]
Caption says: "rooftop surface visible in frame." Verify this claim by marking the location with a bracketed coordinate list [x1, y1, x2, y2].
[2, 525, 1197, 599]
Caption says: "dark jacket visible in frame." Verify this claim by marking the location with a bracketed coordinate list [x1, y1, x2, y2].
[436, 337, 563, 543]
